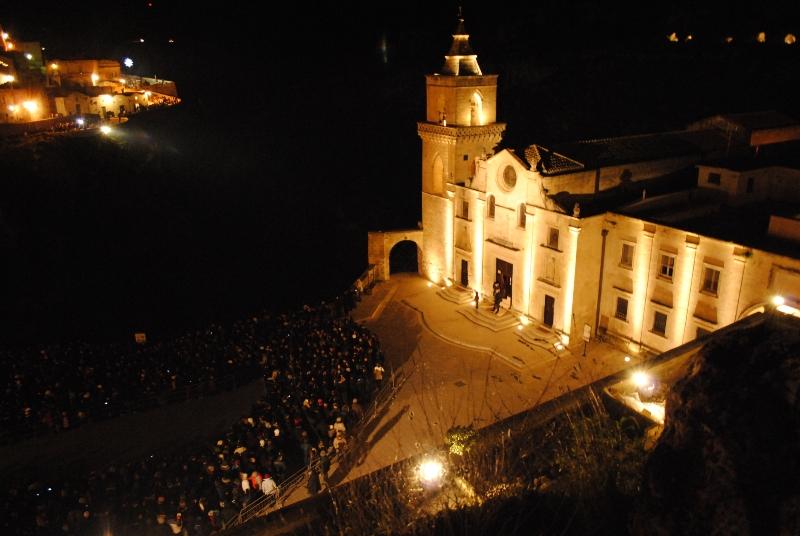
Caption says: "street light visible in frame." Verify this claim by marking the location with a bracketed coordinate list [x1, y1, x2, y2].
[417, 458, 445, 488]
[631, 370, 651, 389]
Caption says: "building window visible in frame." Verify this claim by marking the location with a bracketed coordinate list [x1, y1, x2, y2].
[615, 297, 629, 321]
[463, 154, 469, 161]
[708, 172, 721, 185]
[701, 267, 720, 295]
[620, 243, 634, 269]
[652, 311, 667, 336]
[501, 165, 517, 189]
[547, 227, 559, 249]
[461, 200, 469, 219]
[659, 254, 675, 280]
[746, 176, 755, 193]
[519, 204, 526, 228]
[488, 195, 495, 219]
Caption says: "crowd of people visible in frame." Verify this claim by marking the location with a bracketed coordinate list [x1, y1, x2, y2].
[1, 286, 388, 535]
[0, 319, 266, 443]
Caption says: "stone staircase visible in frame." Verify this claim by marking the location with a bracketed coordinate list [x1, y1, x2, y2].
[437, 285, 476, 305]
[517, 323, 567, 353]
[457, 301, 520, 332]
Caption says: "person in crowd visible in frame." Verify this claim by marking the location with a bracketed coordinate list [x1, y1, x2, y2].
[261, 473, 278, 500]
[306, 468, 321, 495]
[373, 362, 385, 389]
[0, 290, 384, 535]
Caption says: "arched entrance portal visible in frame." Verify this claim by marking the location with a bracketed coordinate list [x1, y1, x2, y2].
[390, 240, 420, 274]
[367, 229, 423, 281]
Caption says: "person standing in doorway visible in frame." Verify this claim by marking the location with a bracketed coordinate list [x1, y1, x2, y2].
[492, 280, 502, 314]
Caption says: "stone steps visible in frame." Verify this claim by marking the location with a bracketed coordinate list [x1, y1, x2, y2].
[457, 304, 520, 332]
[516, 324, 571, 355]
[437, 285, 476, 305]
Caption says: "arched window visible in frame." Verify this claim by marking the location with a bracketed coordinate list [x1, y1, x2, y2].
[488, 195, 496, 219]
[519, 203, 527, 228]
[470, 91, 483, 126]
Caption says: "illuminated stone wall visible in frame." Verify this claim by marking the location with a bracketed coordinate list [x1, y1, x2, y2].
[52, 59, 121, 88]
[0, 86, 48, 122]
[425, 75, 498, 127]
[541, 154, 700, 196]
[367, 230, 423, 281]
[422, 193, 452, 284]
[598, 213, 800, 354]
[698, 164, 800, 204]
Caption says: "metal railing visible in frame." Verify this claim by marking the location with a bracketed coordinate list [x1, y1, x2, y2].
[355, 264, 379, 294]
[222, 369, 403, 531]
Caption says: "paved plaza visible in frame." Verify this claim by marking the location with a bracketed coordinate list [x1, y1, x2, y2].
[281, 273, 637, 506]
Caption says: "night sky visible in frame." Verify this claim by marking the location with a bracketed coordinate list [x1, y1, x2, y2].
[2, 1, 799, 346]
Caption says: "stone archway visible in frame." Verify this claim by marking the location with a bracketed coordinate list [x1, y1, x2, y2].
[390, 240, 420, 274]
[367, 229, 423, 281]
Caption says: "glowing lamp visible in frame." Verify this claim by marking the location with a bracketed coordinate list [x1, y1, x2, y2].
[123, 57, 134, 68]
[76, 118, 85, 126]
[0, 74, 14, 84]
[418, 459, 444, 487]
[100, 125, 112, 135]
[50, 63, 59, 70]
[7, 104, 18, 112]
[772, 295, 785, 307]
[22, 100, 38, 113]
[624, 355, 631, 362]
[631, 371, 650, 388]
[757, 32, 766, 43]
[25, 53, 33, 60]
[786, 34, 797, 45]
[91, 73, 100, 85]
[1, 32, 8, 40]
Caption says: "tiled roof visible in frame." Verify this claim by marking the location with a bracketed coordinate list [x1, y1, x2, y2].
[718, 111, 798, 131]
[524, 144, 584, 175]
[546, 129, 728, 171]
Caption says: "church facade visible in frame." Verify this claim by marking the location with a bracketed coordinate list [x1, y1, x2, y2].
[370, 16, 800, 356]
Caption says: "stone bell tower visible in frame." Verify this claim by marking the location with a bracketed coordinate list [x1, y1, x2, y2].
[418, 11, 506, 284]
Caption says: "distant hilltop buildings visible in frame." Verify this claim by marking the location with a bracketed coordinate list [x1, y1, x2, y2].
[0, 26, 179, 130]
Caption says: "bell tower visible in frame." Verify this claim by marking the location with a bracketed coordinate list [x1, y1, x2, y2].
[418, 11, 506, 284]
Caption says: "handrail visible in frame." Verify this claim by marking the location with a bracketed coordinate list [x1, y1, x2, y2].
[221, 369, 402, 531]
